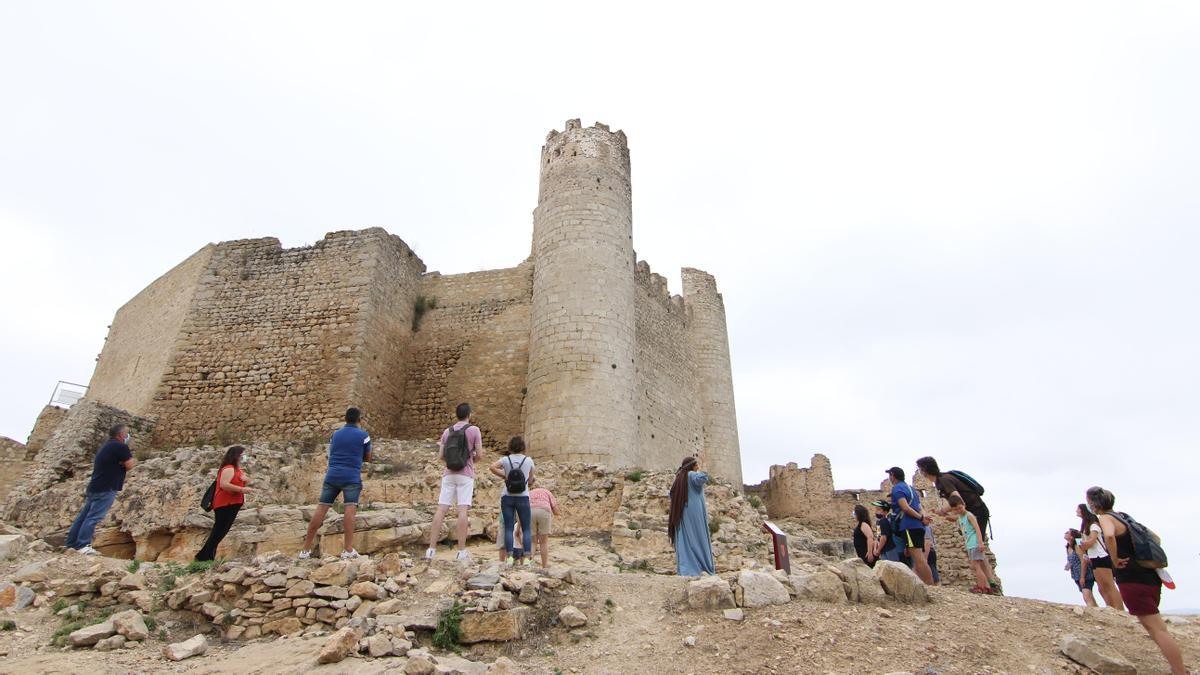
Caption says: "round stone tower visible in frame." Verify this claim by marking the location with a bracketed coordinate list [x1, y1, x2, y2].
[525, 119, 638, 466]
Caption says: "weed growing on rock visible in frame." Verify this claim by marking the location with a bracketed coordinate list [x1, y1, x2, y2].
[624, 469, 645, 482]
[50, 598, 69, 613]
[432, 601, 465, 652]
[144, 616, 158, 632]
[1, 620, 15, 631]
[748, 495, 763, 509]
[126, 559, 141, 573]
[185, 560, 215, 574]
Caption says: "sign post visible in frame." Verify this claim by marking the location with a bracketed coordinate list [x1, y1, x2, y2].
[762, 521, 791, 575]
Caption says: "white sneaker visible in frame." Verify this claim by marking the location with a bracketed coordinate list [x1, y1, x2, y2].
[77, 545, 100, 556]
[340, 549, 360, 560]
[455, 550, 471, 563]
[297, 550, 312, 560]
[424, 548, 436, 561]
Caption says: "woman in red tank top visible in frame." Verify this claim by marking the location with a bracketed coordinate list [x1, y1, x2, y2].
[195, 446, 252, 562]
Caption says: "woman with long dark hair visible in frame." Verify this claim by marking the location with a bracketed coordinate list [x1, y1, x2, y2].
[1064, 528, 1097, 607]
[195, 445, 252, 561]
[852, 504, 875, 567]
[668, 455, 715, 576]
[1077, 503, 1122, 610]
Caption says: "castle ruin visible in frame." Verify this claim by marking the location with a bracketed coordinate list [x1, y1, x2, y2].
[83, 119, 743, 484]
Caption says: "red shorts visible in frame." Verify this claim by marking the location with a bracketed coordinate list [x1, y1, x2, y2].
[1117, 581, 1161, 616]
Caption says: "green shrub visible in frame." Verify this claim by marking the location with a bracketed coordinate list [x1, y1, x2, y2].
[144, 616, 158, 632]
[1, 620, 15, 631]
[184, 560, 215, 575]
[708, 514, 723, 536]
[432, 601, 464, 652]
[624, 469, 645, 482]
[748, 495, 763, 509]
[51, 598, 70, 613]
[126, 559, 141, 573]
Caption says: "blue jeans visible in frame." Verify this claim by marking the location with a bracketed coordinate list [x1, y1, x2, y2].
[501, 495, 532, 559]
[66, 490, 118, 549]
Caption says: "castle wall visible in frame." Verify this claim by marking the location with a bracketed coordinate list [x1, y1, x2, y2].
[525, 120, 638, 466]
[683, 268, 743, 485]
[25, 404, 69, 456]
[347, 236, 427, 438]
[142, 229, 424, 445]
[634, 262, 702, 470]
[396, 263, 533, 449]
[87, 245, 215, 414]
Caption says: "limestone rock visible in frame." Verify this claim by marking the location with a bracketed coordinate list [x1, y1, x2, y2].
[0, 534, 26, 560]
[314, 585, 349, 599]
[162, 634, 208, 661]
[95, 634, 127, 651]
[488, 656, 520, 674]
[318, 625, 363, 664]
[350, 580, 385, 600]
[460, 607, 530, 643]
[790, 570, 847, 604]
[723, 608, 744, 621]
[263, 617, 304, 635]
[13, 560, 50, 584]
[466, 573, 500, 590]
[1060, 634, 1136, 674]
[405, 652, 437, 675]
[836, 559, 886, 604]
[736, 570, 791, 608]
[285, 580, 315, 597]
[111, 609, 150, 641]
[118, 573, 146, 590]
[558, 605, 587, 628]
[311, 561, 355, 586]
[69, 620, 116, 647]
[377, 552, 405, 578]
[685, 576, 736, 610]
[874, 561, 929, 604]
[0, 582, 35, 610]
[262, 573, 287, 588]
[366, 632, 393, 657]
[518, 584, 539, 604]
[217, 567, 247, 584]
[374, 598, 405, 615]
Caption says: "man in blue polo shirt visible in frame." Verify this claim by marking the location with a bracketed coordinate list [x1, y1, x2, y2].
[885, 466, 934, 584]
[66, 423, 137, 555]
[299, 407, 372, 560]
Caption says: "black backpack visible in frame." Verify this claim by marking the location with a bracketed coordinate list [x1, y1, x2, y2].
[201, 480, 217, 512]
[443, 424, 473, 471]
[947, 470, 985, 496]
[1111, 512, 1168, 569]
[505, 456, 528, 494]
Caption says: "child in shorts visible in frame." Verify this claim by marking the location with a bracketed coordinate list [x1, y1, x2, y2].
[528, 485, 559, 569]
[944, 495, 993, 594]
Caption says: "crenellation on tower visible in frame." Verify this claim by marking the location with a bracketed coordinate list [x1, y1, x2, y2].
[82, 119, 744, 483]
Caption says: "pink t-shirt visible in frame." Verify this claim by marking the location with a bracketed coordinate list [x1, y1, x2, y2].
[439, 422, 481, 478]
[528, 487, 557, 513]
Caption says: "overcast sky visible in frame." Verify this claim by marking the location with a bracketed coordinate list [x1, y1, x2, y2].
[2, 2, 1197, 610]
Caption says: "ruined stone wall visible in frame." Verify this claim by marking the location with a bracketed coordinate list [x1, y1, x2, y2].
[396, 263, 533, 449]
[683, 268, 743, 486]
[633, 261, 702, 471]
[144, 229, 424, 445]
[25, 404, 69, 456]
[87, 246, 216, 414]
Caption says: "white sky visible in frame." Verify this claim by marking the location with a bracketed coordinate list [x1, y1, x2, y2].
[2, 2, 1197, 610]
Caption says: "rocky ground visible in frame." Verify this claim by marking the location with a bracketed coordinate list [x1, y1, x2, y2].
[2, 533, 1196, 674]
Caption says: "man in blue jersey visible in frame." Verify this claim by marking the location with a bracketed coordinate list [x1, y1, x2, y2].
[885, 466, 934, 584]
[299, 407, 372, 560]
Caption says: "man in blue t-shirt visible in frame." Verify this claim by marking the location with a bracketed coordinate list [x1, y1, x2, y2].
[885, 466, 934, 584]
[299, 407, 372, 560]
[66, 423, 137, 555]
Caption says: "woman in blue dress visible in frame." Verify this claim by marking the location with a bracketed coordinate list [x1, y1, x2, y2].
[668, 455, 716, 576]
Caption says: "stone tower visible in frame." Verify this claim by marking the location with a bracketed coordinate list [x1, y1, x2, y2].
[524, 119, 638, 465]
[683, 268, 743, 486]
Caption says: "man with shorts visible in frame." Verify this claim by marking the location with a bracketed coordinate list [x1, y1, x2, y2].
[425, 402, 481, 563]
[886, 466, 934, 584]
[299, 407, 372, 560]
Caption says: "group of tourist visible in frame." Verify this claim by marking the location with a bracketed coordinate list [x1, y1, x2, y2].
[846, 459, 1000, 594]
[62, 415, 1187, 674]
[1062, 487, 1185, 674]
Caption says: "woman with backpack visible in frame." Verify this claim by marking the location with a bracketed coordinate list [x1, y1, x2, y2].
[668, 455, 715, 576]
[195, 445, 252, 562]
[1087, 486, 1186, 675]
[1077, 503, 1123, 610]
[490, 436, 534, 566]
[916, 456, 1000, 593]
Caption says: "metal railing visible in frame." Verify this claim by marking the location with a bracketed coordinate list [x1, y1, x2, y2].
[48, 381, 88, 409]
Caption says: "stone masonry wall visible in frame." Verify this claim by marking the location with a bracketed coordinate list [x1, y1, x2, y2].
[88, 245, 216, 414]
[634, 261, 702, 470]
[396, 263, 533, 449]
[682, 268, 743, 486]
[145, 229, 424, 445]
[25, 404, 68, 456]
[525, 120, 638, 467]
[347, 235, 426, 438]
